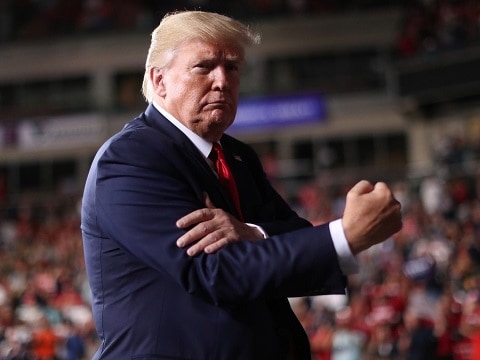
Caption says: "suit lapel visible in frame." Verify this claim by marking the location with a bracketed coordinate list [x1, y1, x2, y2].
[144, 104, 207, 167]
[143, 104, 240, 217]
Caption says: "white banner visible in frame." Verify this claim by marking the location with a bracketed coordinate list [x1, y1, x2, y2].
[18, 114, 107, 150]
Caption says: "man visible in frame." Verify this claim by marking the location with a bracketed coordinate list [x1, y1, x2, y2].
[81, 10, 402, 360]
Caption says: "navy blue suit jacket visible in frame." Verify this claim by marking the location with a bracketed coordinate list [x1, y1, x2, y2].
[81, 104, 347, 359]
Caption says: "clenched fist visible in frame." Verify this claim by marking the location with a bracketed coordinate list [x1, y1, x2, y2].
[342, 180, 403, 255]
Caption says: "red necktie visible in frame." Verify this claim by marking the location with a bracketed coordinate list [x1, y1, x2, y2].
[209, 143, 244, 221]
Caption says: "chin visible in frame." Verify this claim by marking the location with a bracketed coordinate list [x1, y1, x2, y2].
[204, 123, 229, 141]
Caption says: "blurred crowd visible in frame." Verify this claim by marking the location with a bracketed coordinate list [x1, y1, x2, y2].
[0, 133, 479, 359]
[396, 0, 480, 57]
[0, 193, 97, 359]
[2, 0, 480, 58]
[0, 0, 402, 43]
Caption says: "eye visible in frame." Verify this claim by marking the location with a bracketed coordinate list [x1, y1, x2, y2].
[226, 63, 240, 72]
[193, 62, 213, 73]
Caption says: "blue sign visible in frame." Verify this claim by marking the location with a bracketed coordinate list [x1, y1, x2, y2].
[230, 93, 327, 131]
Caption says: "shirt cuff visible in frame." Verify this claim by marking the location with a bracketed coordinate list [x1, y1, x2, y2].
[329, 219, 359, 275]
[246, 223, 268, 239]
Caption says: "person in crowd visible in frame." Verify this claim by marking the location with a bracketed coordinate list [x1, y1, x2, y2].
[63, 319, 86, 360]
[80, 10, 402, 359]
[30, 316, 57, 360]
[330, 306, 367, 360]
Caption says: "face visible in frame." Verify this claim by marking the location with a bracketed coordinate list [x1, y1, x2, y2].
[152, 39, 243, 142]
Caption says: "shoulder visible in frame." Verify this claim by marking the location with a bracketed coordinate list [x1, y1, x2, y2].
[98, 113, 179, 169]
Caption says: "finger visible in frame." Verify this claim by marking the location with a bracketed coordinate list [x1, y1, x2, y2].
[373, 181, 389, 192]
[186, 233, 225, 256]
[372, 182, 396, 198]
[176, 222, 212, 248]
[186, 242, 202, 256]
[348, 180, 374, 196]
[204, 238, 229, 254]
[176, 208, 213, 229]
[374, 182, 401, 209]
[204, 192, 215, 209]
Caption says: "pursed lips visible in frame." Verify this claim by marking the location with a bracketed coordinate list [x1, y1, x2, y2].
[205, 100, 231, 109]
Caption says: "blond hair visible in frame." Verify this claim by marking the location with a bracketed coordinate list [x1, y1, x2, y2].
[141, 11, 260, 102]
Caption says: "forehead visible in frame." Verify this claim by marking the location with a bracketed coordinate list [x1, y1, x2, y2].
[175, 39, 244, 61]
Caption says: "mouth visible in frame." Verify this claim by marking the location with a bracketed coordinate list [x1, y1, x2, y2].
[205, 101, 231, 110]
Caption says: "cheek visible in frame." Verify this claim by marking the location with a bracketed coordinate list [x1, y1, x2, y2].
[168, 84, 196, 106]
[177, 80, 204, 101]
[171, 92, 204, 120]
[230, 75, 241, 91]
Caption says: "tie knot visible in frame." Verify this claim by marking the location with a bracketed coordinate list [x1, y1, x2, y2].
[209, 142, 223, 161]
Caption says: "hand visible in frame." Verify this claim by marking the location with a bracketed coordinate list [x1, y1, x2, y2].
[342, 180, 402, 255]
[176, 193, 264, 256]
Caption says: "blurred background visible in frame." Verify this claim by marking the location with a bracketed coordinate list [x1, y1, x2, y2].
[1, 0, 480, 359]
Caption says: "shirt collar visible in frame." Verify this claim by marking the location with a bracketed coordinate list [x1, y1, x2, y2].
[152, 102, 212, 159]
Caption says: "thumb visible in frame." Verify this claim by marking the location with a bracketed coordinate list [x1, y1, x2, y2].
[204, 192, 216, 209]
[348, 180, 374, 196]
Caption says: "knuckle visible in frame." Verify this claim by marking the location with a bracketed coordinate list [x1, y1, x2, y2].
[213, 208, 226, 219]
[200, 208, 210, 217]
[200, 223, 210, 234]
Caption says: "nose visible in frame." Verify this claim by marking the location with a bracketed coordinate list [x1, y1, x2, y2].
[211, 66, 229, 91]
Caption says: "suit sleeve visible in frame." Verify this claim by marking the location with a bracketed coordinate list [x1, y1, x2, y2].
[94, 130, 347, 307]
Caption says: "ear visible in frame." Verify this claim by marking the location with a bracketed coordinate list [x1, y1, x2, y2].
[150, 67, 166, 97]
